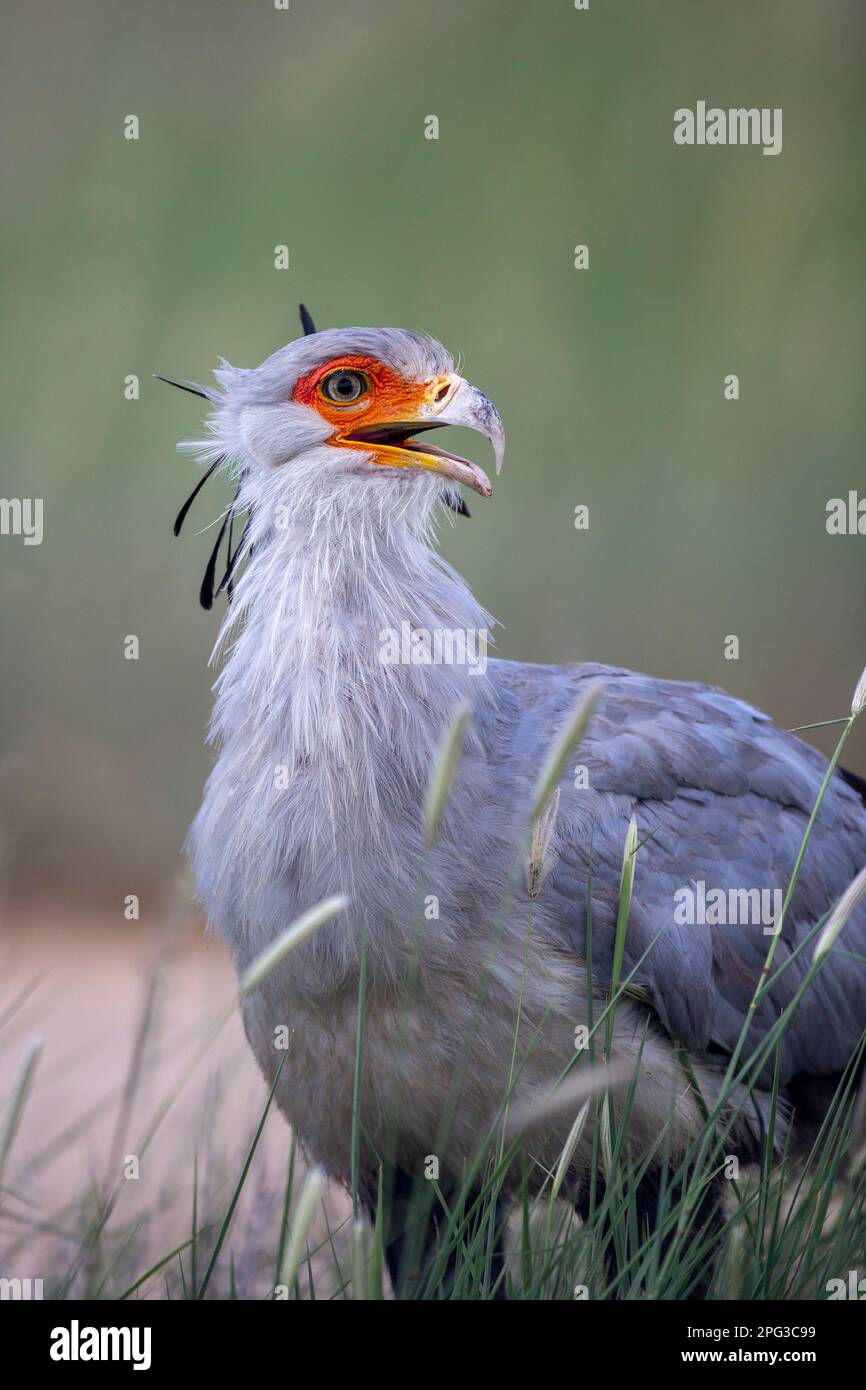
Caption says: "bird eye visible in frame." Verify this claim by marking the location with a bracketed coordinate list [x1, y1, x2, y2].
[320, 369, 369, 405]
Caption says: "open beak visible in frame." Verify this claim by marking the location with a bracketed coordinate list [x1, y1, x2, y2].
[339, 376, 505, 499]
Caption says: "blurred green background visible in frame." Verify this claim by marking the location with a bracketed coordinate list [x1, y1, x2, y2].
[1, 0, 864, 912]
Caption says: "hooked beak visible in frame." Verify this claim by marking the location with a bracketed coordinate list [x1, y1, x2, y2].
[339, 375, 505, 498]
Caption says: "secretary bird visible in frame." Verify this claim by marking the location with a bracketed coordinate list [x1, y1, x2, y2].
[165, 310, 866, 1297]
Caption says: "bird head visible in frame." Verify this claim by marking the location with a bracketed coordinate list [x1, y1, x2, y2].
[163, 314, 505, 606]
[214, 323, 503, 498]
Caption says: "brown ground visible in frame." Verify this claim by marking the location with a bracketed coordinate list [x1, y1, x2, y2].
[0, 898, 349, 1299]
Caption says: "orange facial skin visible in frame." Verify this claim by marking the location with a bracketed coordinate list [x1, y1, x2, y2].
[291, 354, 498, 497]
[292, 355, 453, 463]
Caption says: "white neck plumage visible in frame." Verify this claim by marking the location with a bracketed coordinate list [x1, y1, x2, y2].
[193, 462, 496, 956]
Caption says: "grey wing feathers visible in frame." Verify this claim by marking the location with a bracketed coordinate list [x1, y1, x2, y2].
[488, 660, 866, 1082]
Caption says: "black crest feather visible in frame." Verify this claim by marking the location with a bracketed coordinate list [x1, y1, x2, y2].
[199, 508, 232, 611]
[172, 457, 223, 537]
[153, 373, 209, 400]
[299, 303, 317, 336]
[157, 373, 251, 609]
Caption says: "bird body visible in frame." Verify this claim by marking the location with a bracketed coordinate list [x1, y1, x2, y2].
[180, 323, 866, 1227]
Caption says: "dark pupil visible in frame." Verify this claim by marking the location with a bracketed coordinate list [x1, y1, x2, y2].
[334, 373, 357, 398]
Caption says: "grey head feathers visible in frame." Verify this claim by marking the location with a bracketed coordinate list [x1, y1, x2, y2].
[159, 306, 470, 609]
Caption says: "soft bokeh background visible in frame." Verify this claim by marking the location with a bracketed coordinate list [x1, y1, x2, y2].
[0, 0, 863, 1299]
[1, 0, 864, 911]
